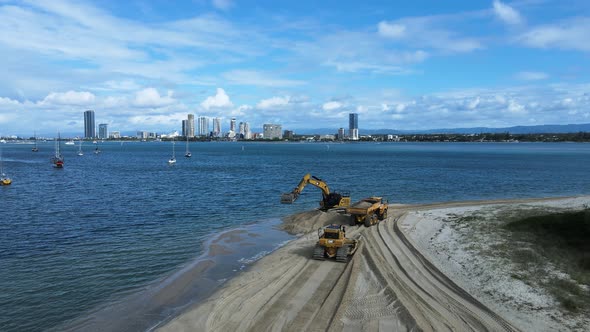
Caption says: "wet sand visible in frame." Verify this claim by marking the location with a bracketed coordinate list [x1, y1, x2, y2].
[56, 219, 293, 332]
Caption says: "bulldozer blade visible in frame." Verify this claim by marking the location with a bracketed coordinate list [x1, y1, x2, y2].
[280, 193, 296, 204]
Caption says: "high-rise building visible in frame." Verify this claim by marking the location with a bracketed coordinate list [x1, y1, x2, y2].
[84, 110, 96, 138]
[244, 122, 251, 139]
[137, 131, 149, 140]
[198, 116, 209, 136]
[349, 113, 359, 140]
[337, 128, 346, 141]
[263, 124, 282, 139]
[213, 118, 221, 137]
[239, 122, 246, 137]
[110, 131, 121, 139]
[182, 120, 188, 137]
[230, 118, 236, 132]
[187, 114, 195, 138]
[98, 124, 108, 139]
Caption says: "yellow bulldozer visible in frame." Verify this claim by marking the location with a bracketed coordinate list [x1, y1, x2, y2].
[347, 196, 389, 227]
[280, 173, 351, 210]
[312, 224, 358, 262]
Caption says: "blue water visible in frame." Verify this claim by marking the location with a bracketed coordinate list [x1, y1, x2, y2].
[1, 141, 590, 331]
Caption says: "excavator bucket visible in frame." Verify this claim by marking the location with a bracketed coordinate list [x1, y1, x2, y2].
[281, 193, 296, 204]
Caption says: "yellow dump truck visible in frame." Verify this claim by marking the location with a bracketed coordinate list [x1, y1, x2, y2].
[347, 197, 388, 227]
[312, 224, 358, 262]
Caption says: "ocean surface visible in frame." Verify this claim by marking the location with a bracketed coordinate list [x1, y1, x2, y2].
[1, 141, 590, 331]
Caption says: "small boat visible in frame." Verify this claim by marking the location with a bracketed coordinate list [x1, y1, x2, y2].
[168, 139, 176, 164]
[184, 135, 191, 158]
[0, 145, 11, 185]
[32, 131, 39, 152]
[77, 140, 84, 156]
[65, 140, 75, 146]
[51, 133, 64, 168]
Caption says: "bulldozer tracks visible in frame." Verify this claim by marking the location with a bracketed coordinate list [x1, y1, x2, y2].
[161, 214, 520, 332]
[361, 215, 518, 332]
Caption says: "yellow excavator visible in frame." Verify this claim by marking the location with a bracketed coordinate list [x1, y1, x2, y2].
[280, 173, 351, 210]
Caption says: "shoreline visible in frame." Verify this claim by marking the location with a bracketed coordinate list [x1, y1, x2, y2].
[157, 195, 589, 332]
[56, 219, 294, 332]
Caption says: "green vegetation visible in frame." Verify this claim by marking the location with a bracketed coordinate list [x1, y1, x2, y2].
[504, 209, 590, 312]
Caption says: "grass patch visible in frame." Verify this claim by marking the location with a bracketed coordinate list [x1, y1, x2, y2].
[504, 209, 590, 313]
[504, 209, 590, 252]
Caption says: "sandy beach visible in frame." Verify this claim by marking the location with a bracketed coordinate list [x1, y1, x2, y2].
[158, 196, 590, 332]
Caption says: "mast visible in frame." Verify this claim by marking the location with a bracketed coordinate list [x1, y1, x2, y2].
[0, 144, 4, 175]
[56, 132, 61, 158]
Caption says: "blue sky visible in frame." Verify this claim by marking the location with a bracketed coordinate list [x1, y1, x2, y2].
[1, 0, 589, 135]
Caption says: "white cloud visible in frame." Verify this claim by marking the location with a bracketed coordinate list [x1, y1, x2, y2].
[518, 18, 590, 52]
[377, 21, 406, 39]
[507, 100, 526, 114]
[212, 0, 233, 11]
[256, 96, 291, 110]
[133, 88, 175, 107]
[377, 17, 482, 53]
[227, 104, 252, 117]
[467, 97, 480, 110]
[103, 80, 141, 91]
[515, 71, 548, 81]
[41, 90, 96, 105]
[324, 60, 418, 74]
[322, 101, 342, 111]
[222, 70, 305, 87]
[0, 96, 21, 106]
[201, 88, 233, 110]
[492, 0, 523, 25]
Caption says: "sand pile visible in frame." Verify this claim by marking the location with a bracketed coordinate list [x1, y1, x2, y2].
[280, 209, 351, 234]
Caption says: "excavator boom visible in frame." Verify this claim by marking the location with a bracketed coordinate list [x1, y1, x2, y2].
[280, 174, 350, 209]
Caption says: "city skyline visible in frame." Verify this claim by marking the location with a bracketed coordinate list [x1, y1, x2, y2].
[1, 1, 590, 135]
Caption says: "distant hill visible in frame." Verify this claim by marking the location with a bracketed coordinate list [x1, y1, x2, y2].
[296, 123, 590, 135]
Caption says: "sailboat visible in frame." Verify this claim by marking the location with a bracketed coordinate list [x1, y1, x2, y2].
[94, 140, 101, 154]
[168, 138, 176, 165]
[184, 136, 191, 158]
[32, 131, 39, 152]
[77, 140, 84, 156]
[0, 145, 11, 185]
[51, 133, 64, 168]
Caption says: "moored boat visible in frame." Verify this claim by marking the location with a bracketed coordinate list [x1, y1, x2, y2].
[0, 145, 11, 185]
[168, 138, 176, 164]
[51, 133, 64, 168]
